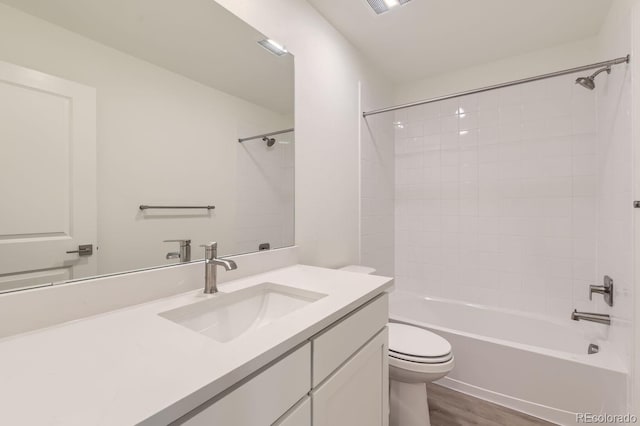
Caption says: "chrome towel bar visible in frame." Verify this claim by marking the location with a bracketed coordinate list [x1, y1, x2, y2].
[139, 205, 215, 211]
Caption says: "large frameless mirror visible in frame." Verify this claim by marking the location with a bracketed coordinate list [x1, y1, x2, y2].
[0, 0, 294, 293]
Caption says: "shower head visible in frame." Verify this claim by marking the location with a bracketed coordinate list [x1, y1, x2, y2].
[575, 66, 611, 90]
[575, 76, 595, 90]
[262, 136, 276, 147]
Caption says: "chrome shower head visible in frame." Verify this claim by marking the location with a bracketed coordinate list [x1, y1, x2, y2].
[575, 76, 595, 90]
[262, 136, 276, 147]
[575, 66, 611, 90]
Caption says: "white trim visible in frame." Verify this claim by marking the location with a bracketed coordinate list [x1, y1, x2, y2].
[436, 377, 579, 426]
[632, 0, 640, 417]
[357, 80, 363, 265]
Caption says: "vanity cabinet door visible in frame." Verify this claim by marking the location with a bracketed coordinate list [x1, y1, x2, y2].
[311, 328, 389, 426]
[273, 397, 311, 426]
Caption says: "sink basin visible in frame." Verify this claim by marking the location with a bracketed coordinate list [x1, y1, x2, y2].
[159, 283, 327, 343]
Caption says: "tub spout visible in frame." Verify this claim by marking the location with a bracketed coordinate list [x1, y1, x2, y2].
[571, 309, 610, 325]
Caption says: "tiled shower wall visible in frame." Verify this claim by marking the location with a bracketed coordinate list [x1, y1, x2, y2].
[595, 0, 635, 382]
[361, 109, 395, 277]
[394, 74, 601, 317]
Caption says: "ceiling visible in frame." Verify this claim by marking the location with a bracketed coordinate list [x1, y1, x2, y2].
[1, 0, 294, 114]
[308, 0, 613, 83]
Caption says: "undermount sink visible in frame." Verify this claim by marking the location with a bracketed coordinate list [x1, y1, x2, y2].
[159, 283, 327, 343]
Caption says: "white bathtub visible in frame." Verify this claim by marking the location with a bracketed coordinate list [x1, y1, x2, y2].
[389, 290, 628, 425]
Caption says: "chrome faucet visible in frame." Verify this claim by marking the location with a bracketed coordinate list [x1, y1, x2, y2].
[203, 242, 237, 294]
[164, 239, 191, 263]
[571, 309, 611, 325]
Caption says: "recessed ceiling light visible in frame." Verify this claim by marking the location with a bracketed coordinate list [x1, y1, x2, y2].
[258, 38, 288, 56]
[366, 0, 412, 15]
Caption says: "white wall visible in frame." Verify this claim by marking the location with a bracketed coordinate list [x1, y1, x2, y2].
[214, 0, 393, 269]
[594, 0, 636, 413]
[0, 3, 293, 276]
[395, 38, 598, 105]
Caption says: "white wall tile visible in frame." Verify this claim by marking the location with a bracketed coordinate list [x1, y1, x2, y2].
[458, 94, 479, 113]
[423, 118, 441, 135]
[592, 0, 635, 377]
[393, 72, 603, 318]
[441, 115, 459, 133]
[439, 98, 460, 117]
[478, 126, 501, 145]
[459, 112, 479, 131]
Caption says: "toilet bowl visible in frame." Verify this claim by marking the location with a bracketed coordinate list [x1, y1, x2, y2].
[338, 266, 454, 426]
[388, 322, 454, 426]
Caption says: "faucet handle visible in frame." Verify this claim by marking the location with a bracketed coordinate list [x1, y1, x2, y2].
[201, 242, 218, 259]
[589, 276, 614, 306]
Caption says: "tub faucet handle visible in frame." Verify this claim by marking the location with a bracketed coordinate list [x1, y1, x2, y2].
[589, 275, 613, 307]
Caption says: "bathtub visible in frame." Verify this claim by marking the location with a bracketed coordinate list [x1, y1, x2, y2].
[389, 290, 628, 425]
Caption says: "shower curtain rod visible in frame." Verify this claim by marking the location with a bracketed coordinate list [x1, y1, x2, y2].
[362, 55, 630, 117]
[238, 127, 294, 143]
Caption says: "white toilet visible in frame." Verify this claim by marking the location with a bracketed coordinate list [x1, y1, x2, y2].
[388, 322, 454, 426]
[338, 265, 455, 426]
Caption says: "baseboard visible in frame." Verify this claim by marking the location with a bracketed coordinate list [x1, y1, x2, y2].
[435, 377, 578, 426]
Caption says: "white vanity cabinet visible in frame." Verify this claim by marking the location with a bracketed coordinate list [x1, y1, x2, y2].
[273, 397, 311, 426]
[311, 329, 388, 426]
[174, 293, 389, 426]
[178, 343, 311, 426]
[310, 294, 389, 426]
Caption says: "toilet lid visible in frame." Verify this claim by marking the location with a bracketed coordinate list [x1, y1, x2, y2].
[388, 323, 452, 363]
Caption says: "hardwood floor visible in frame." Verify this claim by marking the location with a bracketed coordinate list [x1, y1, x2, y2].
[427, 383, 558, 426]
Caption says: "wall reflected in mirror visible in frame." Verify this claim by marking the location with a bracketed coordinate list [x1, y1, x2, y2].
[0, 0, 294, 293]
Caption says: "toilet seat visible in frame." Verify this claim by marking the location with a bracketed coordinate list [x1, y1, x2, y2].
[388, 323, 452, 364]
[389, 353, 455, 376]
[389, 351, 453, 364]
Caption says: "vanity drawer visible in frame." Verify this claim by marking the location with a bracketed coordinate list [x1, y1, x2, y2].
[179, 343, 311, 426]
[311, 293, 388, 386]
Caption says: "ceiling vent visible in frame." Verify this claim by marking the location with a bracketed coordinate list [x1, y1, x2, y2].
[366, 0, 412, 15]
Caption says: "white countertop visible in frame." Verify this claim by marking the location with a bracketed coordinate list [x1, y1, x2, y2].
[0, 265, 393, 425]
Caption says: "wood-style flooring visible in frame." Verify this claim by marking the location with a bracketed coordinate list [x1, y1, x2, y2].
[427, 383, 558, 426]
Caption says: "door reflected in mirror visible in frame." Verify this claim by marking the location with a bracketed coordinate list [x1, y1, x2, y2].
[0, 0, 294, 293]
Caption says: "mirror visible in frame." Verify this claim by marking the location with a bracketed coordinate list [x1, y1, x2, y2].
[0, 0, 294, 293]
